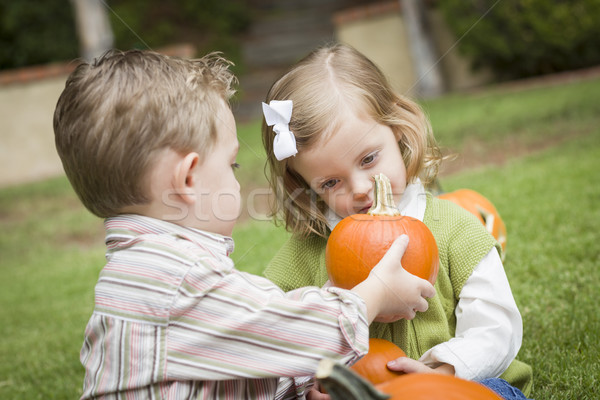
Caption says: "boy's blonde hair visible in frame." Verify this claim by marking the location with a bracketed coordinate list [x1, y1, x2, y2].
[54, 49, 236, 218]
[262, 43, 441, 238]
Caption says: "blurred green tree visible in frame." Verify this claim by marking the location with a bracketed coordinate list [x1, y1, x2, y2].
[0, 0, 78, 69]
[439, 0, 600, 79]
[109, 0, 250, 71]
[0, 0, 250, 71]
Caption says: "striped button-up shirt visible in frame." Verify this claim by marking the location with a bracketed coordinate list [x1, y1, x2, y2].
[80, 215, 368, 399]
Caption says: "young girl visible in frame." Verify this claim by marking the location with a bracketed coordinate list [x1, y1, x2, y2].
[261, 44, 533, 399]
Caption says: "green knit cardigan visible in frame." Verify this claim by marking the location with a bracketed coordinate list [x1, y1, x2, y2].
[264, 194, 532, 396]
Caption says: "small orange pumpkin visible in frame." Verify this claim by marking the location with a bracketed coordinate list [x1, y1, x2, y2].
[438, 189, 507, 257]
[376, 373, 502, 400]
[351, 339, 407, 385]
[326, 173, 439, 289]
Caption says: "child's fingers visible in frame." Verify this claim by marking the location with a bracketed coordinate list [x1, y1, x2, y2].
[386, 357, 433, 374]
[393, 234, 410, 253]
[380, 234, 409, 264]
[414, 297, 430, 313]
[421, 280, 436, 299]
[306, 384, 331, 400]
[374, 314, 403, 323]
[403, 267, 436, 300]
[404, 309, 417, 320]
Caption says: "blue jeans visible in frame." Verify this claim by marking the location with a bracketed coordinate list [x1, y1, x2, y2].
[479, 378, 531, 400]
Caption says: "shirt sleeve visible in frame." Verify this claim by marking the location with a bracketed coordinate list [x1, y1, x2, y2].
[418, 247, 522, 381]
[167, 260, 369, 382]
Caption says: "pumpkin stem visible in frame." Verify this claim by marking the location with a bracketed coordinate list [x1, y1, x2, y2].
[367, 173, 401, 216]
[316, 359, 391, 400]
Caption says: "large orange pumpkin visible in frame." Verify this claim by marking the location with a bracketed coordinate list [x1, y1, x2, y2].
[437, 189, 507, 257]
[316, 359, 502, 400]
[326, 174, 439, 289]
[351, 339, 407, 385]
[376, 373, 502, 400]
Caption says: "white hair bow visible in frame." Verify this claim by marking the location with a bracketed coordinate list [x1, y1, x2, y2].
[262, 100, 297, 161]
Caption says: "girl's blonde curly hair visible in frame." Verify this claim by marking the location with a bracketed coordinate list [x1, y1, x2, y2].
[262, 43, 441, 238]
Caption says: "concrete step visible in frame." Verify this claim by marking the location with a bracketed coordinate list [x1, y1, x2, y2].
[234, 0, 377, 121]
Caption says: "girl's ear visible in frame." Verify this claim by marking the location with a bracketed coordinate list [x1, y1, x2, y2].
[393, 126, 404, 142]
[173, 152, 200, 205]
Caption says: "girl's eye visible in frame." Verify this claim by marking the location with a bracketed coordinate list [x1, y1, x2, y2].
[231, 162, 240, 170]
[321, 179, 339, 190]
[362, 152, 378, 166]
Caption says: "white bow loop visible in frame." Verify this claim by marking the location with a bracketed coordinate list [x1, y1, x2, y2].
[262, 100, 297, 161]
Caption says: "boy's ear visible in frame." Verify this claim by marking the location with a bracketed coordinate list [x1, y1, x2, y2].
[173, 152, 200, 205]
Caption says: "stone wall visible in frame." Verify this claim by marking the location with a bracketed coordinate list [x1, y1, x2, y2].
[334, 2, 418, 96]
[0, 69, 71, 188]
[0, 44, 195, 188]
[333, 1, 493, 96]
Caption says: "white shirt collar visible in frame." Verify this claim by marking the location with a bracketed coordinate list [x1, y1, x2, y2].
[326, 178, 427, 230]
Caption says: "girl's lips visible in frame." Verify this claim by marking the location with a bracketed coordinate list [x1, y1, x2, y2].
[358, 203, 372, 214]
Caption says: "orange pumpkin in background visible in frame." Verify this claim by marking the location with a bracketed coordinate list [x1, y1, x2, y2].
[438, 189, 507, 258]
[351, 339, 406, 385]
[326, 174, 439, 289]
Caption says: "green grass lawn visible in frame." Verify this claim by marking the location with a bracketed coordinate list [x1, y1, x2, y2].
[1, 75, 599, 399]
[441, 130, 600, 399]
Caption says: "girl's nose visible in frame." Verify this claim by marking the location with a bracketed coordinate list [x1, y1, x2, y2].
[352, 175, 373, 199]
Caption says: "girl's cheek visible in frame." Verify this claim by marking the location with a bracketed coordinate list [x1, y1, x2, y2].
[325, 192, 352, 217]
[339, 200, 353, 218]
[325, 195, 341, 215]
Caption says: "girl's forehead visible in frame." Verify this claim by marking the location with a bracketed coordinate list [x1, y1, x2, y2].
[296, 117, 386, 171]
[324, 111, 380, 145]
[301, 90, 373, 135]
[307, 104, 375, 143]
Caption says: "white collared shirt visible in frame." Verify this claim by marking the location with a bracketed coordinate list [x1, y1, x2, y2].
[328, 179, 523, 380]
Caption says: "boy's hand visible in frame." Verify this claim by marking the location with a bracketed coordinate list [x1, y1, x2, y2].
[352, 235, 436, 323]
[370, 235, 436, 321]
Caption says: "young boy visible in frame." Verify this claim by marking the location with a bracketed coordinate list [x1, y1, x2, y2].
[53, 50, 435, 399]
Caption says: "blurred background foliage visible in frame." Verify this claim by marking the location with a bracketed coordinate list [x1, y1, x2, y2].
[107, 0, 250, 73]
[439, 0, 600, 79]
[0, 0, 250, 72]
[0, 0, 79, 69]
[1, 0, 600, 80]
